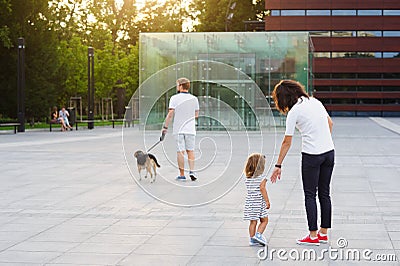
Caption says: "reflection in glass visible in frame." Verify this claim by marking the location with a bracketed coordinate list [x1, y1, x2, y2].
[332, 10, 356, 16]
[313, 52, 330, 58]
[383, 52, 400, 58]
[331, 73, 357, 79]
[138, 32, 313, 130]
[358, 73, 382, 79]
[331, 86, 356, 92]
[383, 10, 400, 16]
[357, 86, 381, 91]
[332, 31, 356, 37]
[306, 10, 330, 16]
[314, 73, 331, 79]
[271, 10, 280, 16]
[314, 86, 331, 91]
[383, 73, 400, 79]
[383, 86, 400, 91]
[357, 10, 382, 16]
[281, 10, 305, 16]
[309, 31, 330, 37]
[383, 31, 400, 37]
[358, 99, 382, 104]
[332, 98, 356, 104]
[357, 31, 382, 37]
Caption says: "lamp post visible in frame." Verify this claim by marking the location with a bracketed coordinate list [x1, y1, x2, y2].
[225, 1, 236, 32]
[88, 47, 95, 129]
[17, 37, 25, 132]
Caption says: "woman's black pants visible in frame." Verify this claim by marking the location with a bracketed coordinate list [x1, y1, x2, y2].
[301, 150, 335, 231]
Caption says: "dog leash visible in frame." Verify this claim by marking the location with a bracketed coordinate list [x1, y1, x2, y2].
[147, 131, 166, 152]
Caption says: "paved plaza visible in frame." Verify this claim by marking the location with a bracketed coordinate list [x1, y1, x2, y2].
[0, 117, 399, 265]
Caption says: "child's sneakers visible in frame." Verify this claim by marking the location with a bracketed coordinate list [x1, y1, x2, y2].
[318, 232, 328, 243]
[296, 235, 320, 246]
[253, 232, 267, 246]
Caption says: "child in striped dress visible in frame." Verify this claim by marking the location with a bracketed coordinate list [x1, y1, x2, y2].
[243, 153, 271, 246]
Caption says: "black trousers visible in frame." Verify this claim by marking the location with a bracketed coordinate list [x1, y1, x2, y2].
[301, 150, 335, 231]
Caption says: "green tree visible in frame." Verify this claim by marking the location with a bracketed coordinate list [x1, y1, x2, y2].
[0, 0, 61, 120]
[0, 0, 186, 120]
[191, 0, 265, 32]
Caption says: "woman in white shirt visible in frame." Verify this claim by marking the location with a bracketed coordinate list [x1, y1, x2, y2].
[270, 80, 334, 246]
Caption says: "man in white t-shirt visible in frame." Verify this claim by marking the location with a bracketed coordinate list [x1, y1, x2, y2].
[162, 78, 199, 181]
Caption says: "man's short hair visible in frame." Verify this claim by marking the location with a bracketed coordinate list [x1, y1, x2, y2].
[177, 77, 190, 91]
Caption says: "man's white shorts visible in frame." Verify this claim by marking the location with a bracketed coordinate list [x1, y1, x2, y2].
[175, 134, 195, 152]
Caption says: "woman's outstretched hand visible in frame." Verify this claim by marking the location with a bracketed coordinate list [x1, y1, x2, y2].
[270, 167, 281, 183]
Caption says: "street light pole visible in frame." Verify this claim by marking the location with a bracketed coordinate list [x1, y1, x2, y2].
[88, 47, 95, 129]
[17, 37, 25, 132]
[225, 1, 236, 32]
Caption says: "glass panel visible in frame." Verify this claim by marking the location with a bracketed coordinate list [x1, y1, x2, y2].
[383, 99, 400, 104]
[332, 31, 356, 37]
[358, 73, 382, 79]
[358, 10, 382, 16]
[383, 10, 400, 16]
[357, 31, 382, 37]
[332, 99, 356, 104]
[319, 99, 331, 104]
[357, 86, 381, 91]
[332, 10, 356, 16]
[309, 31, 330, 37]
[359, 52, 382, 58]
[314, 86, 331, 91]
[331, 73, 357, 79]
[331, 52, 356, 58]
[306, 10, 330, 16]
[138, 32, 312, 130]
[383, 86, 400, 91]
[331, 86, 357, 92]
[383, 73, 400, 79]
[281, 10, 305, 16]
[314, 73, 331, 78]
[313, 52, 330, 58]
[271, 10, 280, 16]
[383, 31, 400, 37]
[331, 52, 380, 58]
[383, 52, 400, 58]
[358, 99, 382, 104]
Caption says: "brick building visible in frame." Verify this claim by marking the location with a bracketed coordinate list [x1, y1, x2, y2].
[265, 0, 400, 116]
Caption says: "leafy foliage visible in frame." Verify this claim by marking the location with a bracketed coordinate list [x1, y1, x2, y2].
[0, 0, 263, 120]
[191, 0, 265, 32]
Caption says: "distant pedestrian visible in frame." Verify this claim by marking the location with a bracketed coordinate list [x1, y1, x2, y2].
[270, 80, 334, 246]
[51, 106, 66, 131]
[243, 153, 270, 246]
[59, 107, 73, 131]
[162, 78, 199, 181]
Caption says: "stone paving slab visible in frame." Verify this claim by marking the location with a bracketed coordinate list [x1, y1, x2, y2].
[0, 117, 399, 265]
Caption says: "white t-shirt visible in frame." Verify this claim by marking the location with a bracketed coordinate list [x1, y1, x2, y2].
[285, 96, 334, 154]
[168, 92, 199, 135]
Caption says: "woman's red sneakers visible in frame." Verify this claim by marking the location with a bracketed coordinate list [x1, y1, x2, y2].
[318, 232, 328, 243]
[296, 235, 320, 246]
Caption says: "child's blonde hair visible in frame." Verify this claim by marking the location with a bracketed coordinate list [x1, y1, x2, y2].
[244, 153, 266, 178]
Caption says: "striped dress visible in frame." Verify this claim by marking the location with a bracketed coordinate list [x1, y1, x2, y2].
[244, 175, 268, 221]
